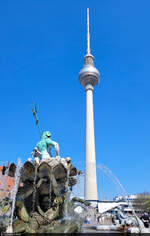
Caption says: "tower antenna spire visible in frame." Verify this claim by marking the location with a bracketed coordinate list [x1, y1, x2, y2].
[87, 8, 91, 55]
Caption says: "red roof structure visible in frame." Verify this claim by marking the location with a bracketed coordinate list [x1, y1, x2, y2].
[0, 166, 15, 199]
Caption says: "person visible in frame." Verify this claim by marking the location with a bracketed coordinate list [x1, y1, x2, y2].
[141, 212, 150, 228]
[84, 216, 91, 224]
[97, 215, 101, 223]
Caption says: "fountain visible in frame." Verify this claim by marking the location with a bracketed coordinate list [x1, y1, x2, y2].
[1, 157, 150, 234]
[0, 128, 89, 233]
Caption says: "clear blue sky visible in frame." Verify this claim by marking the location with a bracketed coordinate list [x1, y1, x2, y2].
[0, 0, 150, 200]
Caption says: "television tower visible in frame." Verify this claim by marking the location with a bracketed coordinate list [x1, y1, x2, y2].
[79, 8, 100, 200]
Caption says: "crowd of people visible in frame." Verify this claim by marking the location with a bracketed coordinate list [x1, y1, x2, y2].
[140, 212, 150, 228]
[84, 209, 150, 229]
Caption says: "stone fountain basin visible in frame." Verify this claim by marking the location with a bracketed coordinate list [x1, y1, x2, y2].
[82, 224, 124, 234]
[94, 225, 122, 231]
[127, 227, 150, 234]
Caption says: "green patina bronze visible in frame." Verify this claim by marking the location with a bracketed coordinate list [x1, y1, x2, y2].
[36, 131, 57, 159]
[32, 104, 59, 159]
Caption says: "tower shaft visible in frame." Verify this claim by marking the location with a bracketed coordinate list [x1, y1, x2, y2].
[79, 8, 100, 201]
[85, 84, 98, 200]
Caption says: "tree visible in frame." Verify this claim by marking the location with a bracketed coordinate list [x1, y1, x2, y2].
[133, 192, 150, 213]
[147, 196, 150, 212]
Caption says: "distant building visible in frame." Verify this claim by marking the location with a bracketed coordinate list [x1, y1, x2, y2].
[87, 195, 139, 214]
[114, 195, 137, 202]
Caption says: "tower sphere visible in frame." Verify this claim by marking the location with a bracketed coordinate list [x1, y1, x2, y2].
[79, 54, 100, 88]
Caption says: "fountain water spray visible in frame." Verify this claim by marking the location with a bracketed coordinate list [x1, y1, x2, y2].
[32, 165, 38, 212]
[7, 158, 22, 233]
[97, 163, 142, 233]
[48, 172, 52, 209]
[97, 164, 127, 196]
[63, 166, 71, 218]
